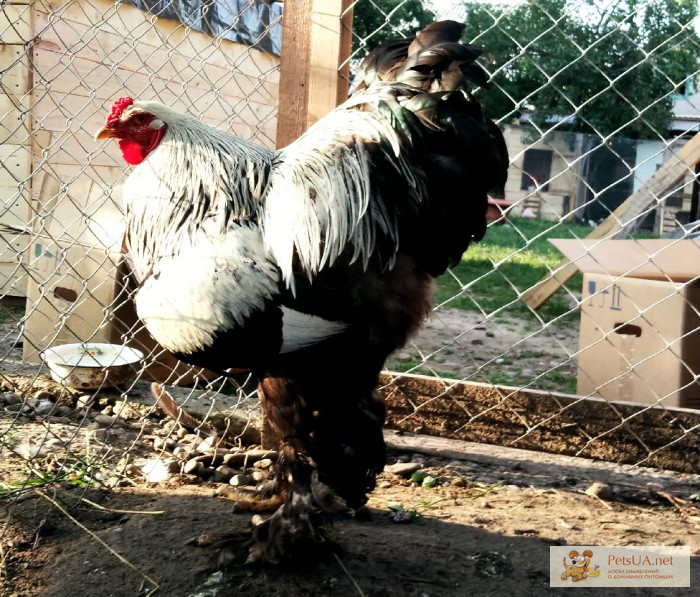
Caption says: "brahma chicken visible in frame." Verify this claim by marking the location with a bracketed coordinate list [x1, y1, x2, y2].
[95, 20, 508, 564]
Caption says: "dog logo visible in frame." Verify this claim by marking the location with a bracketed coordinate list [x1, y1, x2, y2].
[561, 549, 601, 582]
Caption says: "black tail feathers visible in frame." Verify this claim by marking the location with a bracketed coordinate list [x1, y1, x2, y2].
[355, 20, 489, 93]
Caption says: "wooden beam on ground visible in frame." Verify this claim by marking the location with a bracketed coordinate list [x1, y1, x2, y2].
[522, 133, 700, 310]
[275, 0, 352, 148]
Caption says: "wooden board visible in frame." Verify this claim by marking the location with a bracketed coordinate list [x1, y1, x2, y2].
[0, 144, 30, 227]
[0, 230, 31, 297]
[32, 2, 279, 102]
[0, 45, 30, 96]
[0, 5, 31, 44]
[0, 93, 31, 146]
[276, 0, 352, 147]
[276, 0, 312, 148]
[30, 0, 281, 172]
[522, 133, 700, 309]
[379, 372, 700, 474]
[307, 0, 352, 126]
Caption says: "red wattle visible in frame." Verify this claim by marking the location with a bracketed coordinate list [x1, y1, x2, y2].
[118, 126, 166, 166]
[119, 140, 147, 165]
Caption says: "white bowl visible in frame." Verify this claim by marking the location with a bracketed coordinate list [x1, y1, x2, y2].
[41, 343, 144, 389]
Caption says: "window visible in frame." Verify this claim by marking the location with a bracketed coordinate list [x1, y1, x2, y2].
[521, 149, 553, 191]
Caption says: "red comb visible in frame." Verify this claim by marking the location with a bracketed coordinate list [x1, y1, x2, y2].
[106, 97, 134, 127]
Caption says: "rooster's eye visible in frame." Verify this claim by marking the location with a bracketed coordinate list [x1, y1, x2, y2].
[132, 114, 149, 125]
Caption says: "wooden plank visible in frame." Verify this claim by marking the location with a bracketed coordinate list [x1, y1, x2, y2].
[0, 145, 31, 226]
[276, 0, 352, 147]
[380, 372, 700, 473]
[30, 66, 275, 136]
[33, 1, 279, 85]
[0, 5, 31, 44]
[0, 230, 31, 297]
[30, 16, 278, 101]
[0, 45, 29, 95]
[30, 32, 278, 147]
[31, 17, 279, 105]
[307, 0, 352, 126]
[0, 144, 30, 182]
[522, 133, 700, 309]
[0, 93, 31, 146]
[276, 0, 312, 148]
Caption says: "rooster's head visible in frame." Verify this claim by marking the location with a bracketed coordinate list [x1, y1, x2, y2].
[95, 97, 168, 165]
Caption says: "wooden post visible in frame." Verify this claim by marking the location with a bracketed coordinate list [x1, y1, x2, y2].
[275, 0, 353, 148]
[521, 133, 700, 310]
[263, 2, 353, 449]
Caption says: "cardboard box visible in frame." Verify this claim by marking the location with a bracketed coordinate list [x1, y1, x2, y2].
[577, 273, 700, 408]
[552, 239, 700, 409]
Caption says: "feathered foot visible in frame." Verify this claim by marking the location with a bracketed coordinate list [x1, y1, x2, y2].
[246, 472, 351, 565]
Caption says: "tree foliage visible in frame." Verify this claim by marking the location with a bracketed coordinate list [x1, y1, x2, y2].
[460, 0, 699, 139]
[350, 0, 436, 54]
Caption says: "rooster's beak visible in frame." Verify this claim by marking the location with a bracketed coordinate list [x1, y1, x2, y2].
[94, 126, 116, 141]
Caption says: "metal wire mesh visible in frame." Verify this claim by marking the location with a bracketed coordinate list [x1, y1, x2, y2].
[0, 0, 279, 501]
[343, 0, 700, 473]
[1, 0, 700, 576]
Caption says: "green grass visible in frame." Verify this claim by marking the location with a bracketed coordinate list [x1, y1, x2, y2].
[434, 216, 594, 322]
[434, 215, 659, 322]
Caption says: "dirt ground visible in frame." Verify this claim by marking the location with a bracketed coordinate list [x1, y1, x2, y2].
[388, 307, 579, 392]
[1, 306, 699, 596]
[1, 432, 699, 597]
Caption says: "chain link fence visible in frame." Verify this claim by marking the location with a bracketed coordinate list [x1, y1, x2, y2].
[1, 0, 700, 591]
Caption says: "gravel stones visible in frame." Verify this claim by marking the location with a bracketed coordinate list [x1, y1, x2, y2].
[385, 462, 423, 477]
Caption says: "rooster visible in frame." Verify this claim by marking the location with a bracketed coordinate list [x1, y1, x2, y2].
[95, 21, 508, 563]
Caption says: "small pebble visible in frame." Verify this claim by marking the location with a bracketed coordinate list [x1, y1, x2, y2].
[75, 395, 94, 410]
[385, 462, 423, 477]
[214, 465, 237, 484]
[585, 482, 614, 501]
[253, 458, 274, 470]
[34, 400, 54, 416]
[153, 437, 178, 452]
[5, 403, 31, 414]
[251, 470, 267, 483]
[3, 392, 21, 406]
[93, 414, 116, 427]
[183, 458, 205, 476]
[196, 436, 218, 452]
[172, 446, 190, 459]
[225, 449, 277, 466]
[230, 474, 254, 487]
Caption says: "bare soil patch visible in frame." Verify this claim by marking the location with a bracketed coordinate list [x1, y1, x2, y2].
[1, 305, 698, 596]
[2, 414, 699, 596]
[389, 308, 579, 391]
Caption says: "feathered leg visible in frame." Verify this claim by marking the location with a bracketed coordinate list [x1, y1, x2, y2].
[246, 370, 386, 564]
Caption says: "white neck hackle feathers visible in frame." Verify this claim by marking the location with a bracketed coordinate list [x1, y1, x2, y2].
[124, 97, 421, 294]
